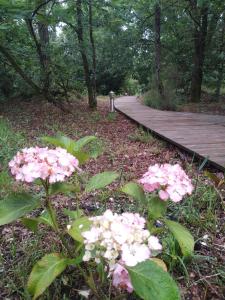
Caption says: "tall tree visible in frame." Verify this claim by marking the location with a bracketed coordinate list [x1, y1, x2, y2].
[76, 0, 96, 109]
[215, 13, 225, 101]
[36, 0, 51, 94]
[88, 0, 97, 103]
[188, 0, 208, 102]
[154, 1, 164, 98]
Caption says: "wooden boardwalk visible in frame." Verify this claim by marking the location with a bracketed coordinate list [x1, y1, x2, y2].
[115, 96, 225, 171]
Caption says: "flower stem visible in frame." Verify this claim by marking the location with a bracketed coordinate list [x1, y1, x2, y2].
[43, 180, 73, 257]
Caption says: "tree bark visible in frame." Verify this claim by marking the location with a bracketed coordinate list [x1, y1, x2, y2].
[0, 45, 41, 94]
[88, 0, 97, 104]
[76, 0, 96, 109]
[215, 14, 225, 101]
[36, 0, 51, 93]
[154, 2, 164, 98]
[190, 1, 208, 102]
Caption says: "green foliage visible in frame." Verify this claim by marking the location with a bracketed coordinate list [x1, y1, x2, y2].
[85, 171, 119, 192]
[27, 253, 68, 300]
[42, 134, 101, 164]
[165, 219, 194, 257]
[128, 128, 155, 144]
[121, 77, 140, 95]
[38, 210, 55, 229]
[49, 182, 80, 195]
[63, 208, 84, 220]
[148, 196, 167, 219]
[0, 192, 40, 225]
[68, 216, 92, 243]
[21, 217, 39, 232]
[127, 260, 180, 300]
[122, 182, 146, 204]
[0, 118, 25, 168]
[143, 87, 178, 111]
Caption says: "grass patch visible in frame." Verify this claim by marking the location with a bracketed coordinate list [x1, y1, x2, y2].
[0, 118, 25, 168]
[128, 128, 155, 144]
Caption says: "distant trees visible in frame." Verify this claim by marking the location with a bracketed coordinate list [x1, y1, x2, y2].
[0, 0, 225, 108]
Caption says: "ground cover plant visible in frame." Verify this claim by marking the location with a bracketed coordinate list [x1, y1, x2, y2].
[0, 99, 224, 299]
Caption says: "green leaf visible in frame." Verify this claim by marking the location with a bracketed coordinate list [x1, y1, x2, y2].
[85, 171, 119, 192]
[49, 182, 80, 195]
[21, 218, 39, 232]
[121, 182, 146, 204]
[72, 150, 89, 165]
[68, 217, 91, 243]
[42, 135, 89, 164]
[42, 135, 73, 150]
[63, 208, 84, 220]
[38, 210, 55, 229]
[74, 136, 97, 151]
[27, 253, 68, 300]
[127, 260, 180, 300]
[165, 219, 194, 257]
[0, 192, 40, 226]
[148, 196, 167, 219]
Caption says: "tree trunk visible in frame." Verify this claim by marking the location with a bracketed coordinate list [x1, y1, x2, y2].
[88, 0, 97, 104]
[215, 14, 225, 101]
[154, 2, 164, 98]
[190, 2, 208, 103]
[36, 0, 51, 93]
[0, 44, 41, 94]
[76, 0, 96, 109]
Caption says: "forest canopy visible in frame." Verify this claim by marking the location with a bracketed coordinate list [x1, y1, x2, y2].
[0, 0, 225, 109]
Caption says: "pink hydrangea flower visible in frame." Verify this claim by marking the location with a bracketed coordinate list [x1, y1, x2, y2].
[9, 147, 79, 183]
[112, 263, 133, 293]
[139, 163, 193, 202]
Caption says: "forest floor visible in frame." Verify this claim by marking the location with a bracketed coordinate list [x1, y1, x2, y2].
[0, 97, 224, 300]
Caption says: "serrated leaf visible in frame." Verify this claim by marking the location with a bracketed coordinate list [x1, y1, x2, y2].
[0, 192, 40, 226]
[121, 182, 146, 204]
[68, 217, 91, 243]
[127, 260, 180, 300]
[165, 219, 194, 257]
[85, 171, 119, 192]
[27, 253, 68, 300]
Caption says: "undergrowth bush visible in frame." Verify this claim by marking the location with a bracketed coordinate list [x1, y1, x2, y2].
[143, 87, 179, 111]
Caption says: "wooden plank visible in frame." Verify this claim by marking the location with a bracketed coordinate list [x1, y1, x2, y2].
[115, 96, 225, 171]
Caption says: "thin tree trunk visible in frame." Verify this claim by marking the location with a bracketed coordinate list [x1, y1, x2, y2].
[0, 44, 41, 94]
[154, 2, 164, 98]
[76, 0, 96, 109]
[190, 1, 208, 102]
[36, 0, 51, 93]
[215, 14, 225, 101]
[88, 0, 97, 105]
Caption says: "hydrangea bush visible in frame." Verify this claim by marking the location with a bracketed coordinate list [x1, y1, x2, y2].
[0, 134, 195, 300]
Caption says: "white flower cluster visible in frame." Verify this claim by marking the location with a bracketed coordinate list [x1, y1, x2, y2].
[82, 210, 162, 268]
